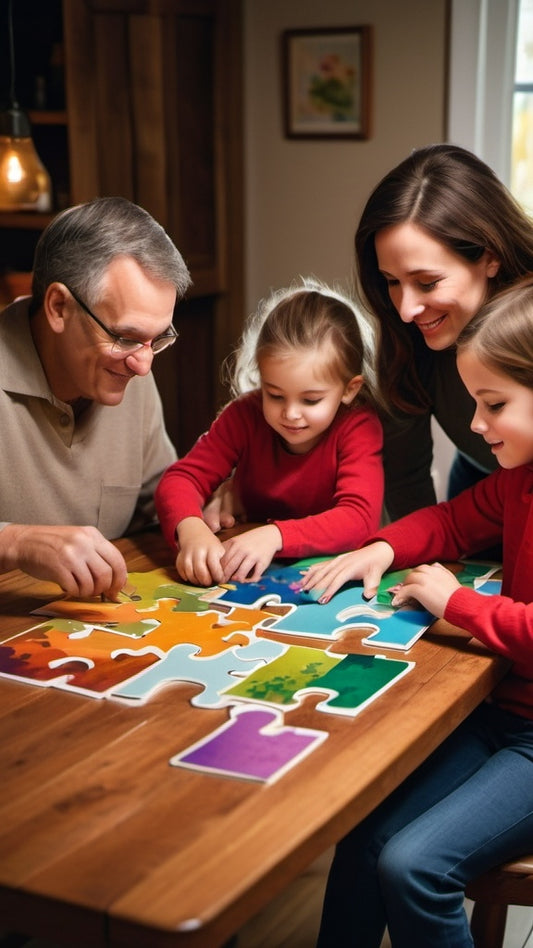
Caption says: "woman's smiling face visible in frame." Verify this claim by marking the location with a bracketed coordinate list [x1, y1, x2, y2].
[375, 221, 500, 350]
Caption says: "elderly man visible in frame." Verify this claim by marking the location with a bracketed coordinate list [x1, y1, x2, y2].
[0, 196, 191, 599]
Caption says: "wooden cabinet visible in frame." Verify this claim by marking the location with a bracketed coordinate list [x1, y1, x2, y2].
[0, 0, 244, 455]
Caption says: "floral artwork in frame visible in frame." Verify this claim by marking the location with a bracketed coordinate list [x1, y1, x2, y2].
[282, 26, 372, 140]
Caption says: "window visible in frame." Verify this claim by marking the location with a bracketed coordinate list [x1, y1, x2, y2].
[448, 0, 518, 187]
[511, 0, 533, 211]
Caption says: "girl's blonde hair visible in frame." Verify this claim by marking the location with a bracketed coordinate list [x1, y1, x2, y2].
[456, 274, 533, 388]
[227, 277, 381, 409]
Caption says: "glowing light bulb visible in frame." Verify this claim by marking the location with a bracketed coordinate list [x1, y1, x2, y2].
[0, 107, 52, 212]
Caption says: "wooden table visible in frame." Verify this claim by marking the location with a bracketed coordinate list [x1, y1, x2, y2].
[0, 532, 509, 948]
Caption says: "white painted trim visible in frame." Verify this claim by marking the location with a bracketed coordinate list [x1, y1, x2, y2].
[448, 0, 519, 183]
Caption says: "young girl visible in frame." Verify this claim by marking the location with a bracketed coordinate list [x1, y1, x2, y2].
[301, 277, 533, 947]
[155, 278, 384, 587]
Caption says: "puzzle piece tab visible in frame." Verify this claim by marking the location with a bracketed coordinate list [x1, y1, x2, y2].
[170, 704, 327, 782]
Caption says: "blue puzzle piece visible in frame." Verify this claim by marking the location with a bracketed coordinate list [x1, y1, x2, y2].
[260, 583, 434, 651]
[360, 608, 433, 650]
[214, 562, 323, 608]
[111, 636, 287, 707]
[475, 579, 502, 596]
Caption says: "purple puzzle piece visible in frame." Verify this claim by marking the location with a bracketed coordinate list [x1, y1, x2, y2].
[170, 704, 327, 782]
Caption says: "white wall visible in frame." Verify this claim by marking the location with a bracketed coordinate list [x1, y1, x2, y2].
[243, 0, 448, 314]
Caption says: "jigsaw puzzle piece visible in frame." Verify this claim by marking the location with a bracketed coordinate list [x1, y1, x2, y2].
[299, 652, 414, 716]
[170, 704, 327, 782]
[221, 644, 342, 709]
[260, 582, 434, 651]
[263, 584, 388, 639]
[359, 608, 433, 650]
[112, 601, 273, 657]
[0, 619, 86, 682]
[222, 645, 413, 718]
[111, 636, 287, 707]
[214, 561, 324, 609]
[0, 619, 159, 694]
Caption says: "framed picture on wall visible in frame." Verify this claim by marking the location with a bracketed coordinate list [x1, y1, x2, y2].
[282, 26, 372, 140]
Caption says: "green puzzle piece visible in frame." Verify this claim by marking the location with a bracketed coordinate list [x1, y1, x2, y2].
[223, 645, 412, 717]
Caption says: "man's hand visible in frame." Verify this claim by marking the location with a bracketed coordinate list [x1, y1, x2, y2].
[299, 541, 395, 603]
[220, 524, 282, 583]
[202, 475, 246, 534]
[0, 523, 128, 600]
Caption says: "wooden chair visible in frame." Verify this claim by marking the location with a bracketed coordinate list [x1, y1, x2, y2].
[465, 854, 533, 948]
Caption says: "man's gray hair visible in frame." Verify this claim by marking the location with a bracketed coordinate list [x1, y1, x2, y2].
[31, 196, 192, 309]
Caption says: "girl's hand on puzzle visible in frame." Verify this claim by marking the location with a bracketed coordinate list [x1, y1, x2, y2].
[220, 524, 283, 583]
[175, 517, 226, 586]
[391, 562, 461, 617]
[300, 540, 395, 604]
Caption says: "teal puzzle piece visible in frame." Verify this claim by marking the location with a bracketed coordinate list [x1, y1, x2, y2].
[309, 652, 413, 715]
[262, 583, 433, 650]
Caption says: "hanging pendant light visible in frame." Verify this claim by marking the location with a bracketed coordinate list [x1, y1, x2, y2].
[0, 0, 52, 212]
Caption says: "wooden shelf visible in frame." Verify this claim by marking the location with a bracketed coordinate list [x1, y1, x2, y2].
[28, 109, 68, 126]
[0, 212, 54, 230]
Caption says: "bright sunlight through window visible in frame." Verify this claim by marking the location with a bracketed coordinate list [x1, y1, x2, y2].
[512, 0, 533, 212]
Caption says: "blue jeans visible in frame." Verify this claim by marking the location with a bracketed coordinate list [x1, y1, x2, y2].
[316, 702, 533, 947]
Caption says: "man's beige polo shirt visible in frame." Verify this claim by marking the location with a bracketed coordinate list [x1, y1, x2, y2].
[0, 298, 176, 538]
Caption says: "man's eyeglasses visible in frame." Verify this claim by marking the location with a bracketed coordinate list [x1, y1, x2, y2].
[66, 286, 178, 356]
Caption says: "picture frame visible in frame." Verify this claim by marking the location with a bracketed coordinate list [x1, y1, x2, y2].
[282, 26, 372, 140]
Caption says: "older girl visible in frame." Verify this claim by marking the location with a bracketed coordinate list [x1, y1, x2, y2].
[302, 277, 533, 947]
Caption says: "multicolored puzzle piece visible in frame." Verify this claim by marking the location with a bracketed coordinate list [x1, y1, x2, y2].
[221, 644, 413, 717]
[0, 601, 277, 697]
[112, 635, 287, 707]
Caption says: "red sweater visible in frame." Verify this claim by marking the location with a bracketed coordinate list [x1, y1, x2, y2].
[155, 391, 383, 559]
[376, 464, 533, 719]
